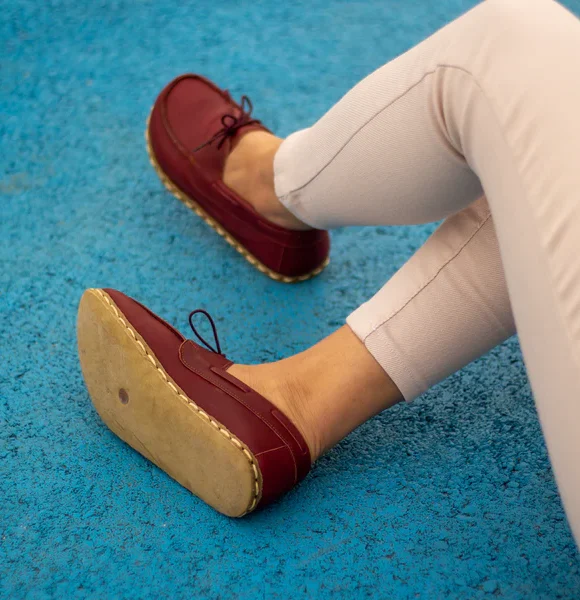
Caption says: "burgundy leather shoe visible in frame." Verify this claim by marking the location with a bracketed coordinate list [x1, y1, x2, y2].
[146, 74, 330, 283]
[77, 288, 311, 517]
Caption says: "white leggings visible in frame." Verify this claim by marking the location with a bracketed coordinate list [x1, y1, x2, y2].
[274, 0, 580, 542]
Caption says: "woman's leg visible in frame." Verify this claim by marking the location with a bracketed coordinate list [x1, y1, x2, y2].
[230, 195, 515, 452]
[231, 0, 580, 540]
[347, 196, 515, 400]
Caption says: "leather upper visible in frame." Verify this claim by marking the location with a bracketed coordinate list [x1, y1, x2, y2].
[148, 74, 330, 277]
[104, 288, 311, 509]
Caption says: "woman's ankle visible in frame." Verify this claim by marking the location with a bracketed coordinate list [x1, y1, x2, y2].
[224, 131, 313, 231]
[227, 361, 323, 461]
[227, 326, 404, 463]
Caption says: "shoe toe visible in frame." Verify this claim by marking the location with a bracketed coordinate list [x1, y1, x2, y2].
[159, 74, 231, 155]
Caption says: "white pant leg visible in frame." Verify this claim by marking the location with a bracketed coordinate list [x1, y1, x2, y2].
[274, 0, 580, 541]
[347, 196, 516, 401]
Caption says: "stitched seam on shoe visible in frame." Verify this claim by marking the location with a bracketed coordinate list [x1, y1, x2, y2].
[91, 289, 261, 514]
[145, 121, 329, 284]
[179, 344, 298, 482]
[271, 410, 308, 457]
[254, 445, 287, 457]
[159, 75, 200, 160]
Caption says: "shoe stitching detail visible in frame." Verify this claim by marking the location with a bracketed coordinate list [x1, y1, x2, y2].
[145, 114, 329, 284]
[178, 343, 299, 483]
[92, 289, 261, 515]
[254, 445, 288, 457]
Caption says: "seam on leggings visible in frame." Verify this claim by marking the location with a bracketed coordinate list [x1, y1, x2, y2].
[362, 212, 493, 340]
[457, 218, 516, 341]
[357, 63, 580, 376]
[433, 65, 580, 373]
[285, 68, 474, 196]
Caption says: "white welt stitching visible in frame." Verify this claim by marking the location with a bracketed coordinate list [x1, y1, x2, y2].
[144, 116, 329, 284]
[92, 289, 260, 514]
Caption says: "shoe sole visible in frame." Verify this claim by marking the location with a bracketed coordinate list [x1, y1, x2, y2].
[145, 114, 330, 283]
[77, 288, 262, 517]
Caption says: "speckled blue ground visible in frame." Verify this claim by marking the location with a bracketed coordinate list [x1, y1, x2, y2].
[2, 0, 580, 598]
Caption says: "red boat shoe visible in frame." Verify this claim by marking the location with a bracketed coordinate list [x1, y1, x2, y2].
[77, 288, 312, 517]
[146, 74, 330, 283]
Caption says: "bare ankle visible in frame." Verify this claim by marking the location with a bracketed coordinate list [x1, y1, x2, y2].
[227, 326, 403, 465]
[272, 365, 323, 460]
[227, 362, 323, 461]
[277, 327, 404, 457]
[224, 132, 313, 231]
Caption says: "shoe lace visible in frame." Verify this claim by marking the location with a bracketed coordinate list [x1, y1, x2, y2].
[192, 95, 259, 153]
[188, 309, 222, 354]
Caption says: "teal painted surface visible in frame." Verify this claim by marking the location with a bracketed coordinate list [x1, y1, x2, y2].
[2, 0, 580, 597]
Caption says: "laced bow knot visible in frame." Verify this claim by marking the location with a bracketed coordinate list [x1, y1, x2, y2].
[188, 309, 223, 355]
[193, 95, 259, 153]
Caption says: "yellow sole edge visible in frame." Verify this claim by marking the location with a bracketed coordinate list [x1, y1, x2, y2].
[77, 288, 262, 517]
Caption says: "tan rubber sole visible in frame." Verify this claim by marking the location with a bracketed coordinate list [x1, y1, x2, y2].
[77, 288, 262, 517]
[144, 114, 330, 283]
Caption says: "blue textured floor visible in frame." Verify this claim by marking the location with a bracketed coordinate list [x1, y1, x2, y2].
[2, 0, 580, 598]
